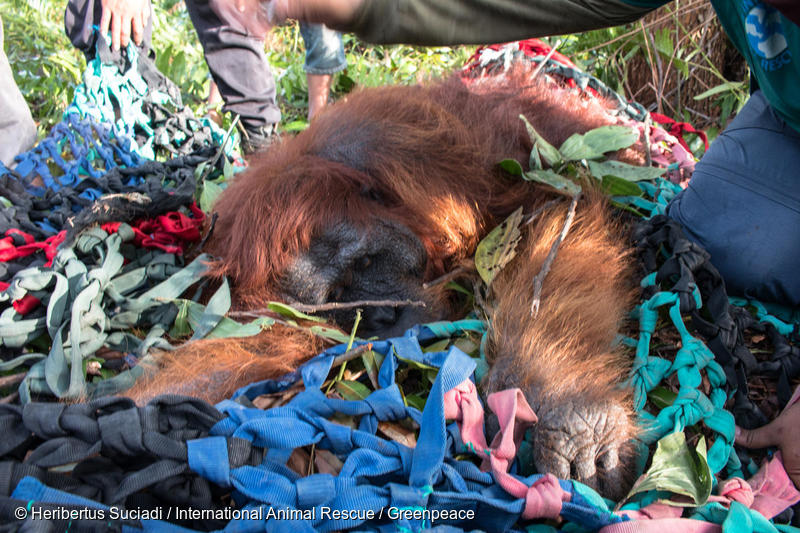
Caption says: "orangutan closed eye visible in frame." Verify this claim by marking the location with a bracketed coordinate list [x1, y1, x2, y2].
[126, 62, 641, 497]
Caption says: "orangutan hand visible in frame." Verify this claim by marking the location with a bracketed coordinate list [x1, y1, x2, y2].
[100, 0, 151, 51]
[736, 399, 800, 489]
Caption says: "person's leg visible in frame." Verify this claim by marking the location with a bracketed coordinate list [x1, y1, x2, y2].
[306, 73, 333, 120]
[0, 16, 36, 167]
[299, 23, 346, 120]
[667, 90, 800, 307]
[207, 79, 223, 126]
[187, 0, 280, 152]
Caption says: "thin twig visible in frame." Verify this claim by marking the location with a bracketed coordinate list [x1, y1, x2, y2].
[423, 260, 475, 289]
[643, 114, 653, 168]
[331, 343, 374, 369]
[530, 39, 562, 81]
[523, 198, 564, 227]
[229, 299, 426, 317]
[326, 310, 362, 394]
[530, 193, 581, 317]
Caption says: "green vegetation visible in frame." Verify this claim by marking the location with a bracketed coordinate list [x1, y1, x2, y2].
[555, 0, 749, 139]
[2, 0, 746, 138]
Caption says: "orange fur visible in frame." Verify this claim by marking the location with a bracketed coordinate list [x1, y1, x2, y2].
[484, 193, 636, 407]
[206, 67, 635, 306]
[126, 64, 641, 409]
[483, 192, 638, 495]
[127, 326, 324, 404]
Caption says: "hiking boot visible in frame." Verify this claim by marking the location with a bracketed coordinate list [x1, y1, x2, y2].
[240, 123, 278, 155]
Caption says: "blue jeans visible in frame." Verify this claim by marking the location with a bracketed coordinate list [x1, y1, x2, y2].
[667, 90, 800, 307]
[299, 23, 346, 75]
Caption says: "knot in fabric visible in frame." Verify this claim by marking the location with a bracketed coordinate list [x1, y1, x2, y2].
[442, 379, 488, 455]
[671, 338, 714, 388]
[363, 385, 407, 421]
[97, 407, 148, 456]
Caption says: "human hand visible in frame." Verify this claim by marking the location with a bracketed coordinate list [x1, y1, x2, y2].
[100, 0, 151, 51]
[267, 0, 363, 26]
[736, 399, 800, 488]
[209, 0, 363, 36]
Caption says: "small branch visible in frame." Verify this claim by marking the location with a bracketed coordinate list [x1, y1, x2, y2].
[530, 193, 581, 317]
[326, 310, 362, 394]
[530, 39, 563, 81]
[523, 198, 564, 227]
[229, 299, 426, 317]
[643, 114, 653, 168]
[423, 260, 475, 289]
[331, 343, 373, 369]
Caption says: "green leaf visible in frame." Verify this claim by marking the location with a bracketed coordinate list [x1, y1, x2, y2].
[361, 349, 385, 389]
[648, 386, 678, 410]
[167, 298, 274, 339]
[405, 394, 427, 411]
[520, 115, 562, 168]
[422, 339, 450, 353]
[308, 325, 351, 344]
[206, 316, 274, 339]
[610, 200, 646, 218]
[623, 431, 712, 507]
[282, 120, 309, 133]
[654, 28, 674, 58]
[267, 302, 325, 322]
[336, 73, 356, 93]
[587, 160, 666, 182]
[558, 126, 639, 161]
[169, 299, 193, 338]
[444, 281, 473, 297]
[499, 158, 524, 176]
[523, 169, 582, 195]
[222, 156, 233, 181]
[694, 81, 744, 101]
[199, 180, 224, 213]
[335, 379, 371, 400]
[474, 206, 524, 286]
[194, 161, 208, 181]
[601, 175, 644, 197]
[453, 337, 480, 357]
[396, 355, 438, 371]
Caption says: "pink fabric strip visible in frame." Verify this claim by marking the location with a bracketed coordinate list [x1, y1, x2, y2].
[443, 380, 800, 526]
[443, 380, 571, 520]
[600, 518, 721, 533]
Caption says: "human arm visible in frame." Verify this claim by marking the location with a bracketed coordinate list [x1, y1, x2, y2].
[273, 0, 662, 45]
[216, 0, 663, 46]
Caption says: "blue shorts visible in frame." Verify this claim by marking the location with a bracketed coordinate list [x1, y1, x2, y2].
[667, 90, 800, 307]
[299, 23, 346, 75]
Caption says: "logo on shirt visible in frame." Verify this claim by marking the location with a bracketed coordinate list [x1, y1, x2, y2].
[744, 1, 791, 71]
